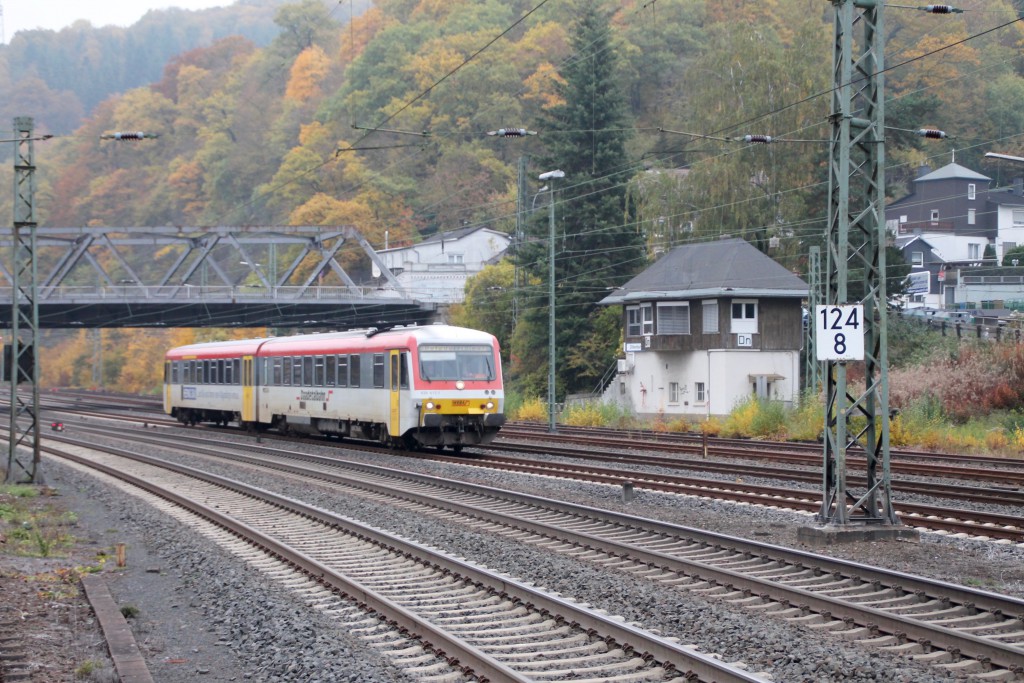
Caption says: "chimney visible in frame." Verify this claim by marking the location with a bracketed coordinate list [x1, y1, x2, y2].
[917, 164, 931, 178]
[1014, 177, 1023, 197]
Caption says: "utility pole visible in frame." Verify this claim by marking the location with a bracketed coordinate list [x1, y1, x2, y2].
[804, 245, 821, 394]
[7, 117, 42, 484]
[809, 0, 904, 536]
[514, 155, 528, 324]
[539, 169, 565, 434]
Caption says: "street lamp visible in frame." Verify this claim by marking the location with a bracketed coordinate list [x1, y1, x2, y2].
[539, 169, 565, 433]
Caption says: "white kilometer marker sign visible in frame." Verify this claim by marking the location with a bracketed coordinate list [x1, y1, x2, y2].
[815, 304, 865, 361]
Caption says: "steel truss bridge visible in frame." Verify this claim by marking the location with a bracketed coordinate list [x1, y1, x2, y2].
[0, 225, 437, 329]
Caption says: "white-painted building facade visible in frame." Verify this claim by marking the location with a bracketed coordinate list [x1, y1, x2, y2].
[599, 238, 807, 418]
[374, 226, 511, 303]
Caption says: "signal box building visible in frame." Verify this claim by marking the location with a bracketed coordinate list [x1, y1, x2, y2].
[599, 238, 807, 419]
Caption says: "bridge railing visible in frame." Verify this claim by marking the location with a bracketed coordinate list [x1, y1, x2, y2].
[0, 284, 409, 302]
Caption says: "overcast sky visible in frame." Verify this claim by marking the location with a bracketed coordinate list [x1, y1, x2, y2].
[3, 1, 231, 43]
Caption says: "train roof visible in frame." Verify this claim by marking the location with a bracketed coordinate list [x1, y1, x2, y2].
[256, 324, 496, 355]
[165, 325, 497, 359]
[165, 337, 273, 359]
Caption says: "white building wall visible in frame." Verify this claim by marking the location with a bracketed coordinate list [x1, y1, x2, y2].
[996, 205, 1024, 262]
[622, 348, 800, 418]
[376, 229, 511, 303]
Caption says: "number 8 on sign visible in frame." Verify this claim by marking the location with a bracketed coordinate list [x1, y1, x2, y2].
[815, 305, 865, 361]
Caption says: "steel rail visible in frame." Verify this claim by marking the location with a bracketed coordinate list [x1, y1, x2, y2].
[51, 427, 1024, 676]
[40, 437, 767, 683]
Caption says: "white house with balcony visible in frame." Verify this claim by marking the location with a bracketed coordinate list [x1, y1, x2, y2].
[599, 238, 807, 419]
[373, 226, 511, 303]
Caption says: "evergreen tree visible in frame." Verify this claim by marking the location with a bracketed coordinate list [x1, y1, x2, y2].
[513, 0, 643, 400]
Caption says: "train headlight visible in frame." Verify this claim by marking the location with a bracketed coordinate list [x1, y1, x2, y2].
[485, 401, 494, 410]
[425, 401, 436, 410]
[455, 380, 465, 390]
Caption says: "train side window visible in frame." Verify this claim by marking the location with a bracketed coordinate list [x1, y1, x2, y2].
[350, 354, 362, 388]
[325, 355, 336, 387]
[337, 355, 348, 387]
[293, 356, 303, 386]
[272, 358, 282, 385]
[390, 354, 399, 391]
[201, 360, 209, 384]
[313, 355, 324, 386]
[212, 360, 220, 384]
[373, 353, 385, 388]
[302, 356, 313, 386]
[171, 361, 179, 384]
[233, 359, 240, 384]
[283, 357, 292, 386]
[400, 352, 409, 389]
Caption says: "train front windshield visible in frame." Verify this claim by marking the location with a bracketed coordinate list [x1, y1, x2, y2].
[419, 344, 496, 381]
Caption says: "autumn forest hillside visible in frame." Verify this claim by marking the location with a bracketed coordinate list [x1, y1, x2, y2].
[3, 0, 1024, 399]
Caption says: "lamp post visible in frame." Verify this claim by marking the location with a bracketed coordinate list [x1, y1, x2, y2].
[539, 169, 565, 432]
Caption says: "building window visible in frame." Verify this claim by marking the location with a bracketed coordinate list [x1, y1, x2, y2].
[1013, 209, 1024, 226]
[968, 183, 976, 200]
[626, 306, 642, 337]
[695, 382, 706, 403]
[911, 251, 924, 267]
[702, 300, 719, 333]
[930, 209, 940, 223]
[447, 253, 464, 264]
[641, 303, 653, 335]
[668, 382, 679, 404]
[731, 299, 757, 335]
[967, 208, 975, 225]
[968, 243, 980, 260]
[656, 302, 690, 334]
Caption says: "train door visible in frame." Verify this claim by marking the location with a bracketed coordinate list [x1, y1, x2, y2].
[163, 360, 171, 414]
[388, 350, 401, 438]
[242, 356, 256, 422]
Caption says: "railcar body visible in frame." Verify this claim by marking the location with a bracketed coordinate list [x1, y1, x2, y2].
[163, 325, 505, 450]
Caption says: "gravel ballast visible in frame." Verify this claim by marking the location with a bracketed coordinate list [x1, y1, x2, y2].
[17, 425, 1024, 682]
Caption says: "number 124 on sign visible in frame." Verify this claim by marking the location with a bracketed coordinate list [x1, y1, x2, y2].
[815, 305, 865, 361]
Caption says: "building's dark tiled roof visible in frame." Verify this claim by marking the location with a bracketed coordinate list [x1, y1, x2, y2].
[914, 162, 990, 183]
[600, 238, 807, 304]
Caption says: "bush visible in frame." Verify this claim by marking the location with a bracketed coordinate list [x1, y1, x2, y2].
[722, 397, 760, 437]
[562, 403, 606, 427]
[511, 396, 547, 423]
[750, 400, 788, 439]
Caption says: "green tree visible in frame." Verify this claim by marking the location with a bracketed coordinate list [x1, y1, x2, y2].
[513, 0, 643, 399]
[449, 260, 518, 368]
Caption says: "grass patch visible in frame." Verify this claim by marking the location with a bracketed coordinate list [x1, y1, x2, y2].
[0, 488, 77, 558]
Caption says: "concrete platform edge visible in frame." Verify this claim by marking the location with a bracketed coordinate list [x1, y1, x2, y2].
[81, 574, 155, 683]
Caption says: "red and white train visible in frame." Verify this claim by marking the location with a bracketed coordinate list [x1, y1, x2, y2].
[163, 324, 505, 451]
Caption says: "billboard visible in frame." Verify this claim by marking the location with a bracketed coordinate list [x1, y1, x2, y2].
[906, 270, 930, 295]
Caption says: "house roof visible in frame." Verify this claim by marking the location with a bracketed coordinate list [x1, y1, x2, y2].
[420, 225, 506, 245]
[915, 162, 990, 183]
[600, 238, 807, 304]
[379, 225, 510, 253]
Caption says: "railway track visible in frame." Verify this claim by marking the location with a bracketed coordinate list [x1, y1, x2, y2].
[498, 424, 1024, 488]
[46, 425, 1024, 680]
[30, 402, 1024, 543]
[37, 433, 768, 683]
